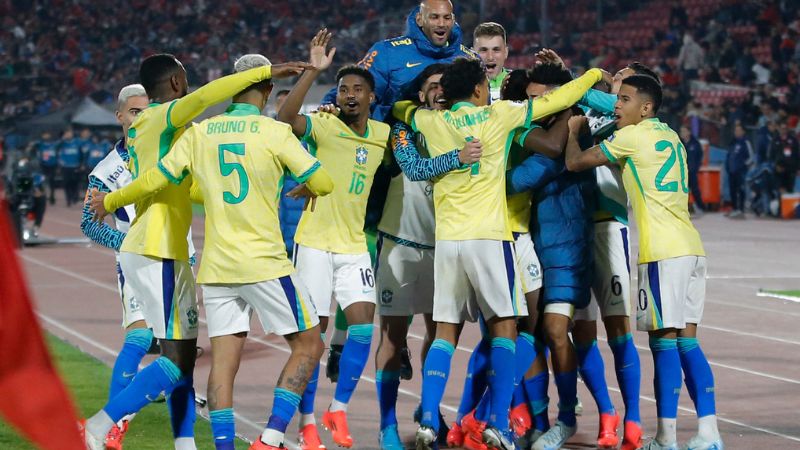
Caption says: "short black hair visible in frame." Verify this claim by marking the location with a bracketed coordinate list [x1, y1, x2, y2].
[627, 61, 661, 84]
[139, 54, 182, 96]
[622, 74, 663, 112]
[441, 58, 485, 102]
[405, 63, 449, 100]
[501, 69, 531, 102]
[336, 65, 375, 91]
[528, 62, 573, 87]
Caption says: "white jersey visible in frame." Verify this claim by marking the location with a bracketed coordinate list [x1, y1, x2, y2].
[90, 143, 196, 260]
[378, 173, 435, 247]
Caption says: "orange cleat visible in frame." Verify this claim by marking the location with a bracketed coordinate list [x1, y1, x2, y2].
[322, 410, 353, 448]
[299, 423, 327, 450]
[248, 438, 286, 450]
[509, 403, 532, 437]
[462, 430, 489, 450]
[620, 420, 643, 450]
[461, 410, 487, 436]
[105, 420, 129, 450]
[446, 421, 465, 447]
[597, 412, 621, 449]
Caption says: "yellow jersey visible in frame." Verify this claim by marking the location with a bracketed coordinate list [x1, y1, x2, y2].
[294, 113, 391, 254]
[506, 128, 536, 234]
[121, 64, 274, 261]
[599, 118, 704, 263]
[122, 101, 193, 260]
[156, 103, 322, 283]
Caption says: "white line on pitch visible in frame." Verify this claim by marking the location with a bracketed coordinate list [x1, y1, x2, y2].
[706, 274, 800, 280]
[701, 324, 800, 346]
[756, 291, 800, 303]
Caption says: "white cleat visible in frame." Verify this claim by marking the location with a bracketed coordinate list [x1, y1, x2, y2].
[415, 426, 436, 450]
[517, 428, 545, 449]
[79, 421, 106, 450]
[681, 435, 724, 450]
[532, 421, 576, 450]
[640, 438, 679, 450]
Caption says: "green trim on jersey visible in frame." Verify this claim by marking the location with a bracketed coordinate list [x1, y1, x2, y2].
[451, 101, 476, 111]
[625, 158, 646, 202]
[489, 68, 510, 90]
[600, 142, 617, 162]
[224, 103, 261, 116]
[158, 161, 187, 185]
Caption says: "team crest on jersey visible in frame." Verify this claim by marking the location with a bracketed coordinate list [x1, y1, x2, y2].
[381, 289, 393, 305]
[527, 263, 540, 279]
[356, 146, 368, 165]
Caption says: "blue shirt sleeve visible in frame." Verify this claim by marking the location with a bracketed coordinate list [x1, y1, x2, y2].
[507, 154, 564, 194]
[580, 89, 617, 114]
[80, 175, 126, 251]
[391, 121, 462, 181]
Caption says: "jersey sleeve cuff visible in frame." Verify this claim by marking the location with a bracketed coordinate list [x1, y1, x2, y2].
[295, 161, 321, 183]
[158, 161, 186, 185]
[524, 97, 534, 129]
[599, 142, 617, 162]
[302, 115, 312, 141]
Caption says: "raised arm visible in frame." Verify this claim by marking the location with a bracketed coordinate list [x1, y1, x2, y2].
[277, 29, 337, 136]
[580, 89, 617, 115]
[564, 115, 610, 172]
[170, 62, 310, 129]
[530, 68, 603, 121]
[520, 109, 572, 159]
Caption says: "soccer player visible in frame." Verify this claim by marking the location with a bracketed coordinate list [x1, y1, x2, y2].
[90, 54, 333, 450]
[321, 0, 476, 121]
[564, 74, 723, 450]
[375, 62, 483, 450]
[79, 84, 151, 450]
[472, 22, 510, 102]
[277, 30, 391, 449]
[395, 58, 602, 450]
[81, 53, 309, 450]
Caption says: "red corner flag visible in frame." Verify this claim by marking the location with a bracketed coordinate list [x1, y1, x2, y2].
[0, 188, 84, 448]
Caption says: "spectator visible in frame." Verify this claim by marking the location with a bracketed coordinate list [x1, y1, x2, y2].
[34, 131, 58, 205]
[775, 122, 800, 192]
[678, 32, 705, 81]
[756, 119, 779, 164]
[57, 128, 82, 207]
[681, 125, 705, 212]
[726, 123, 754, 217]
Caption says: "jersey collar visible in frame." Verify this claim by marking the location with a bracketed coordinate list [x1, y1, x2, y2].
[225, 103, 262, 116]
[489, 68, 510, 89]
[451, 101, 476, 111]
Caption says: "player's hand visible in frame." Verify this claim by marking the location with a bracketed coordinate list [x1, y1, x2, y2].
[536, 48, 566, 69]
[309, 28, 337, 71]
[286, 183, 318, 212]
[315, 104, 341, 115]
[599, 69, 614, 86]
[458, 138, 482, 164]
[88, 188, 109, 222]
[568, 115, 588, 135]
[270, 62, 315, 79]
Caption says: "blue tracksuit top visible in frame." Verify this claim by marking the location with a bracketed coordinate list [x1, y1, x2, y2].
[322, 6, 477, 121]
[508, 152, 597, 309]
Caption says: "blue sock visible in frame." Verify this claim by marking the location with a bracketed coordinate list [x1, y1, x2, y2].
[104, 356, 182, 422]
[333, 324, 372, 405]
[109, 328, 153, 399]
[576, 340, 615, 415]
[609, 333, 641, 423]
[554, 370, 578, 427]
[210, 408, 236, 450]
[475, 390, 491, 422]
[168, 376, 196, 438]
[488, 337, 516, 431]
[266, 388, 301, 434]
[456, 338, 490, 423]
[677, 337, 716, 417]
[420, 339, 454, 432]
[376, 370, 401, 430]
[512, 333, 537, 408]
[299, 332, 323, 416]
[523, 371, 550, 432]
[649, 337, 681, 420]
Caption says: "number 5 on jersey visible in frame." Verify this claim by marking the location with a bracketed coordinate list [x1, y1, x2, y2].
[218, 143, 249, 204]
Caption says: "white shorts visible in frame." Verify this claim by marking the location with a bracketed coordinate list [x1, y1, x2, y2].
[514, 232, 543, 294]
[293, 245, 375, 317]
[376, 235, 434, 316]
[433, 240, 527, 324]
[118, 252, 198, 340]
[202, 274, 320, 338]
[116, 261, 145, 328]
[575, 221, 632, 321]
[636, 255, 707, 331]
